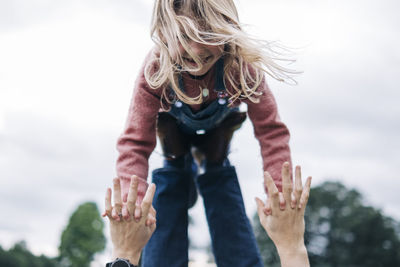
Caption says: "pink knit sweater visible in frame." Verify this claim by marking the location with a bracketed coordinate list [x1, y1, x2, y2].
[116, 52, 291, 196]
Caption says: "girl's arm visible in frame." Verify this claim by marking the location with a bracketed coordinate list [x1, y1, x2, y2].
[116, 53, 161, 202]
[246, 78, 292, 192]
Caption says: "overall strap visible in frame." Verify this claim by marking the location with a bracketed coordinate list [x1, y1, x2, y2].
[177, 56, 225, 93]
[214, 57, 225, 92]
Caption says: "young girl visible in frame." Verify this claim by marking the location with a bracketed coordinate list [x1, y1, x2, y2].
[116, 0, 294, 266]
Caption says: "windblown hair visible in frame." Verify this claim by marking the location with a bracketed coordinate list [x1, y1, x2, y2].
[145, 0, 296, 108]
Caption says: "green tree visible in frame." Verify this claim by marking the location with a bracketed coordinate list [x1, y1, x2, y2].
[0, 241, 57, 267]
[58, 202, 106, 267]
[253, 181, 400, 267]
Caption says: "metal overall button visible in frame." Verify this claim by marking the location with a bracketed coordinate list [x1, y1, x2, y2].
[196, 129, 206, 135]
[175, 101, 183, 108]
[218, 98, 227, 105]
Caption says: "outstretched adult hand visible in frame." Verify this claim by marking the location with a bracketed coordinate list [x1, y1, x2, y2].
[256, 162, 311, 267]
[103, 176, 156, 265]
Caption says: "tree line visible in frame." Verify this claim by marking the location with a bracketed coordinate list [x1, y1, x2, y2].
[0, 202, 105, 267]
[253, 181, 400, 267]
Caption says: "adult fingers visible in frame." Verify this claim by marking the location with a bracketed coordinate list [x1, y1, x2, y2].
[264, 171, 279, 210]
[255, 197, 268, 224]
[149, 206, 157, 220]
[263, 197, 272, 215]
[299, 176, 312, 210]
[122, 191, 128, 203]
[127, 176, 139, 216]
[102, 188, 112, 218]
[145, 211, 157, 226]
[290, 192, 296, 209]
[112, 207, 121, 221]
[293, 165, 303, 208]
[134, 205, 142, 221]
[279, 192, 286, 210]
[255, 197, 265, 217]
[112, 178, 123, 220]
[145, 206, 157, 226]
[122, 205, 130, 220]
[150, 206, 156, 216]
[146, 218, 156, 227]
[281, 162, 292, 204]
[141, 183, 156, 219]
[149, 221, 157, 232]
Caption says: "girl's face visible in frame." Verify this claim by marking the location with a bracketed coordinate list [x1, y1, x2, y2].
[178, 40, 224, 76]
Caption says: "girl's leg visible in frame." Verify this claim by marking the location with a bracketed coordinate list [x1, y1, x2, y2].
[196, 165, 264, 267]
[156, 112, 198, 208]
[142, 113, 197, 266]
[194, 112, 247, 165]
[142, 155, 196, 267]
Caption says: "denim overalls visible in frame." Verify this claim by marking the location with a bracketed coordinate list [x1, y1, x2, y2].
[142, 58, 263, 267]
[168, 57, 238, 135]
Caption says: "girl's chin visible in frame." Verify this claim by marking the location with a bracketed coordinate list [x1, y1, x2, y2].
[188, 67, 211, 76]
[184, 60, 215, 76]
[183, 55, 214, 68]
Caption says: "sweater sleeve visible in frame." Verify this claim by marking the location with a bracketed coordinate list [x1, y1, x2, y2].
[246, 78, 292, 192]
[116, 54, 162, 202]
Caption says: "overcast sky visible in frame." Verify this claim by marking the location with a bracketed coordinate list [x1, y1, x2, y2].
[1, 0, 399, 264]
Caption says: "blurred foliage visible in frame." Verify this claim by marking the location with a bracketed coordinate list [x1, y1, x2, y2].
[0, 241, 57, 267]
[0, 201, 105, 267]
[58, 202, 106, 267]
[253, 181, 400, 267]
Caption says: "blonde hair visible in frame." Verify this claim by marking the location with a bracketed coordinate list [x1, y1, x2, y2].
[145, 0, 297, 108]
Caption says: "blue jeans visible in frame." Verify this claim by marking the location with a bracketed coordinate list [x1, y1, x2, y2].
[142, 157, 263, 267]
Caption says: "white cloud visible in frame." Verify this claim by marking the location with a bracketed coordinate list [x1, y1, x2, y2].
[0, 0, 152, 31]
